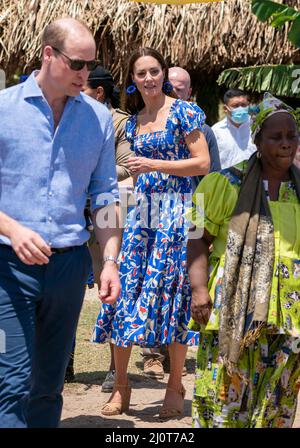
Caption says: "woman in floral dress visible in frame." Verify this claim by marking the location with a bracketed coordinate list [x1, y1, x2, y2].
[188, 93, 300, 428]
[93, 47, 210, 419]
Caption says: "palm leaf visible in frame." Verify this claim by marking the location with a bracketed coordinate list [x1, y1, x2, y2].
[252, 0, 298, 21]
[252, 0, 300, 47]
[289, 15, 300, 47]
[217, 64, 300, 98]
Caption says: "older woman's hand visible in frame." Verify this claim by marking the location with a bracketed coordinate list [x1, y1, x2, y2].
[127, 156, 155, 175]
[191, 286, 213, 326]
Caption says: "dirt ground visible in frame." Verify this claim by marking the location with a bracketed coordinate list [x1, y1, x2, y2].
[60, 288, 300, 429]
[61, 372, 300, 429]
[61, 362, 195, 428]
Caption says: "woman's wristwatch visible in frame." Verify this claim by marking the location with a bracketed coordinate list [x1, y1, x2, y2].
[103, 255, 118, 265]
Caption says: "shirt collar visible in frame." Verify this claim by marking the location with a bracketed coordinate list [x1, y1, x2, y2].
[22, 70, 82, 103]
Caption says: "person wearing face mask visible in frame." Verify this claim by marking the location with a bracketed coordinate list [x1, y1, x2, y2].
[212, 89, 257, 169]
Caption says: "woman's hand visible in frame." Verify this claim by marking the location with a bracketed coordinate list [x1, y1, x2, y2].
[127, 156, 156, 175]
[191, 286, 213, 326]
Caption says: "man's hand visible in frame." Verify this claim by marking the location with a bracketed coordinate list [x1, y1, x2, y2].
[127, 156, 155, 175]
[10, 223, 52, 265]
[191, 286, 213, 326]
[98, 261, 121, 305]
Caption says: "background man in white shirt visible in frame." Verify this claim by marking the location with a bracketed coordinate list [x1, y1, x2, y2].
[212, 89, 256, 169]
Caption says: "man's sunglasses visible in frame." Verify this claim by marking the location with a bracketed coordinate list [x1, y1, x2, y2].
[52, 47, 98, 71]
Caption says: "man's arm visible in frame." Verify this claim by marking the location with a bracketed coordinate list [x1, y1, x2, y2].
[0, 211, 52, 265]
[92, 203, 122, 305]
[89, 112, 121, 304]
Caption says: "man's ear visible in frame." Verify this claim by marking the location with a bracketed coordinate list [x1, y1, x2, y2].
[96, 86, 105, 103]
[43, 45, 53, 64]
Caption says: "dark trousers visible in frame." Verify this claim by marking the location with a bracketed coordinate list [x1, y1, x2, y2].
[0, 244, 91, 428]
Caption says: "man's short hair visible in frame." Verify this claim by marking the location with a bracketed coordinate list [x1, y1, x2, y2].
[223, 89, 249, 105]
[41, 18, 92, 51]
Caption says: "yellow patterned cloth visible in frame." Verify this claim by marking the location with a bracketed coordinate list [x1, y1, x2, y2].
[190, 161, 300, 337]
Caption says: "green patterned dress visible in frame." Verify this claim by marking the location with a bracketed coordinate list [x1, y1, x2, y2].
[190, 161, 300, 428]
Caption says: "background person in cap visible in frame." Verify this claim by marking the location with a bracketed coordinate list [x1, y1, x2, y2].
[0, 17, 120, 428]
[83, 65, 133, 181]
[188, 93, 300, 428]
[212, 88, 256, 169]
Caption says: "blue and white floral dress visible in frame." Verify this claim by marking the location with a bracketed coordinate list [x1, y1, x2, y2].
[93, 99, 205, 347]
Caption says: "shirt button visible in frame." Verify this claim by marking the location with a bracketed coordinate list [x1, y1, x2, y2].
[48, 216, 52, 222]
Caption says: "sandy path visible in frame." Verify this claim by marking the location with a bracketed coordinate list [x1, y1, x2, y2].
[61, 366, 300, 428]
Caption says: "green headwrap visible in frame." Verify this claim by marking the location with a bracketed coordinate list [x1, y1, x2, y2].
[251, 92, 300, 141]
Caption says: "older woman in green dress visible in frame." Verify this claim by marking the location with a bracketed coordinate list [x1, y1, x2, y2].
[188, 93, 300, 428]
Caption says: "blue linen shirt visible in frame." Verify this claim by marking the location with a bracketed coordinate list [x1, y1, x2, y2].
[0, 72, 119, 248]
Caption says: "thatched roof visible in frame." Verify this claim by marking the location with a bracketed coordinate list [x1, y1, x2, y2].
[1, 0, 300, 83]
[130, 0, 223, 3]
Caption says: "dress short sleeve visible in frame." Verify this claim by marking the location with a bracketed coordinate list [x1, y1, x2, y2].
[125, 115, 136, 144]
[175, 100, 206, 138]
[191, 172, 239, 238]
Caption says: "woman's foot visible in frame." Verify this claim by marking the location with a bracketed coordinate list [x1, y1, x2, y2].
[159, 384, 186, 420]
[101, 383, 131, 416]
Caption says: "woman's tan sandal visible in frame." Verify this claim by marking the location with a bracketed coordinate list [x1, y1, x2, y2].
[159, 384, 186, 420]
[101, 384, 132, 416]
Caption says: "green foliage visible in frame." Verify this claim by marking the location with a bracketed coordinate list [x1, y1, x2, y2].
[252, 0, 300, 47]
[217, 65, 300, 98]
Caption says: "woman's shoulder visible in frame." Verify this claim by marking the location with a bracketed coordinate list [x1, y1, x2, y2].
[195, 161, 247, 196]
[172, 98, 204, 115]
[170, 99, 206, 134]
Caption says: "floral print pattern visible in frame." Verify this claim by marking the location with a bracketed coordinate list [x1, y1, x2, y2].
[191, 166, 300, 427]
[93, 99, 205, 347]
[193, 332, 300, 428]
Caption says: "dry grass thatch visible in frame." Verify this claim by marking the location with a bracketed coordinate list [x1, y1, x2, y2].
[0, 0, 300, 82]
[130, 0, 223, 3]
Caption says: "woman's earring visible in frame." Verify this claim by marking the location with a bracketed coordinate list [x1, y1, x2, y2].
[256, 150, 262, 159]
[126, 82, 137, 95]
[162, 81, 173, 94]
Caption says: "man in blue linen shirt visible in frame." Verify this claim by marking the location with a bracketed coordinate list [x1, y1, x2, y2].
[0, 17, 121, 427]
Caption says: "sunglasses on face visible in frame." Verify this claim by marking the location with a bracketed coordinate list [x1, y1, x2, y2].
[52, 47, 98, 71]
